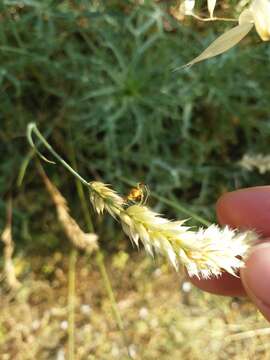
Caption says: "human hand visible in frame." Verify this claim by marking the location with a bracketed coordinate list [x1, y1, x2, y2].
[189, 186, 270, 322]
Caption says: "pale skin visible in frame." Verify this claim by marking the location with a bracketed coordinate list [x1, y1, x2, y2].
[189, 186, 270, 322]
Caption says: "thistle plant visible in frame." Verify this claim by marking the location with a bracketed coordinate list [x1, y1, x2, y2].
[27, 123, 258, 279]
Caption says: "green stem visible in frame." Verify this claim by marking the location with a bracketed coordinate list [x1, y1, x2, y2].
[68, 248, 77, 360]
[68, 147, 94, 232]
[75, 181, 129, 349]
[17, 149, 36, 187]
[95, 251, 125, 332]
[19, 116, 64, 187]
[68, 146, 131, 358]
[118, 176, 211, 227]
[27, 123, 90, 187]
[152, 193, 211, 227]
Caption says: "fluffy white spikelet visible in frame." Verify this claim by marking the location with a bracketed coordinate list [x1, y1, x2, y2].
[178, 225, 255, 278]
[89, 181, 124, 217]
[239, 153, 270, 174]
[121, 205, 189, 269]
[120, 205, 256, 278]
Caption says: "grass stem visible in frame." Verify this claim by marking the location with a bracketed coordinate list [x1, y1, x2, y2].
[68, 146, 132, 359]
[118, 175, 211, 226]
[68, 248, 77, 360]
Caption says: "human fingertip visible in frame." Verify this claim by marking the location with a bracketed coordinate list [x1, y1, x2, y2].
[188, 272, 246, 297]
[216, 186, 270, 236]
[241, 242, 270, 322]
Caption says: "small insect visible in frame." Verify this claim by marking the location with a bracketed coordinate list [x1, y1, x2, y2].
[125, 182, 150, 205]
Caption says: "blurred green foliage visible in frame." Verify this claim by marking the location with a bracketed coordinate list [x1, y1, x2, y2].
[1, 0, 270, 250]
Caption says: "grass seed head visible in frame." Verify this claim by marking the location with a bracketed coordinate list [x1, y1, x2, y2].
[120, 205, 257, 278]
[89, 181, 124, 217]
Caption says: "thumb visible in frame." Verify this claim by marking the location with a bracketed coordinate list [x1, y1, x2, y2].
[241, 242, 270, 322]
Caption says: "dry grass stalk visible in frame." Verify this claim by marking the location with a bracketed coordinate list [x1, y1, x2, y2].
[226, 327, 270, 341]
[1, 199, 21, 290]
[40, 168, 98, 254]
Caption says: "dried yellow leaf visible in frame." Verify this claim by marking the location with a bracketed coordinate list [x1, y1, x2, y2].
[40, 169, 98, 253]
[182, 22, 253, 68]
[238, 8, 254, 25]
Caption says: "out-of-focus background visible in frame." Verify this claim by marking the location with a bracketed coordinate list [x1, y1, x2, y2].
[1, 1, 270, 359]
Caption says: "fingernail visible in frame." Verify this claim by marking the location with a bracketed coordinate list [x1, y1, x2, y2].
[241, 243, 270, 321]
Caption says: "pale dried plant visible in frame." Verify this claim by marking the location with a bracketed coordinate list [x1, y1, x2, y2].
[40, 168, 98, 254]
[239, 154, 270, 174]
[1, 199, 21, 290]
[173, 0, 270, 68]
